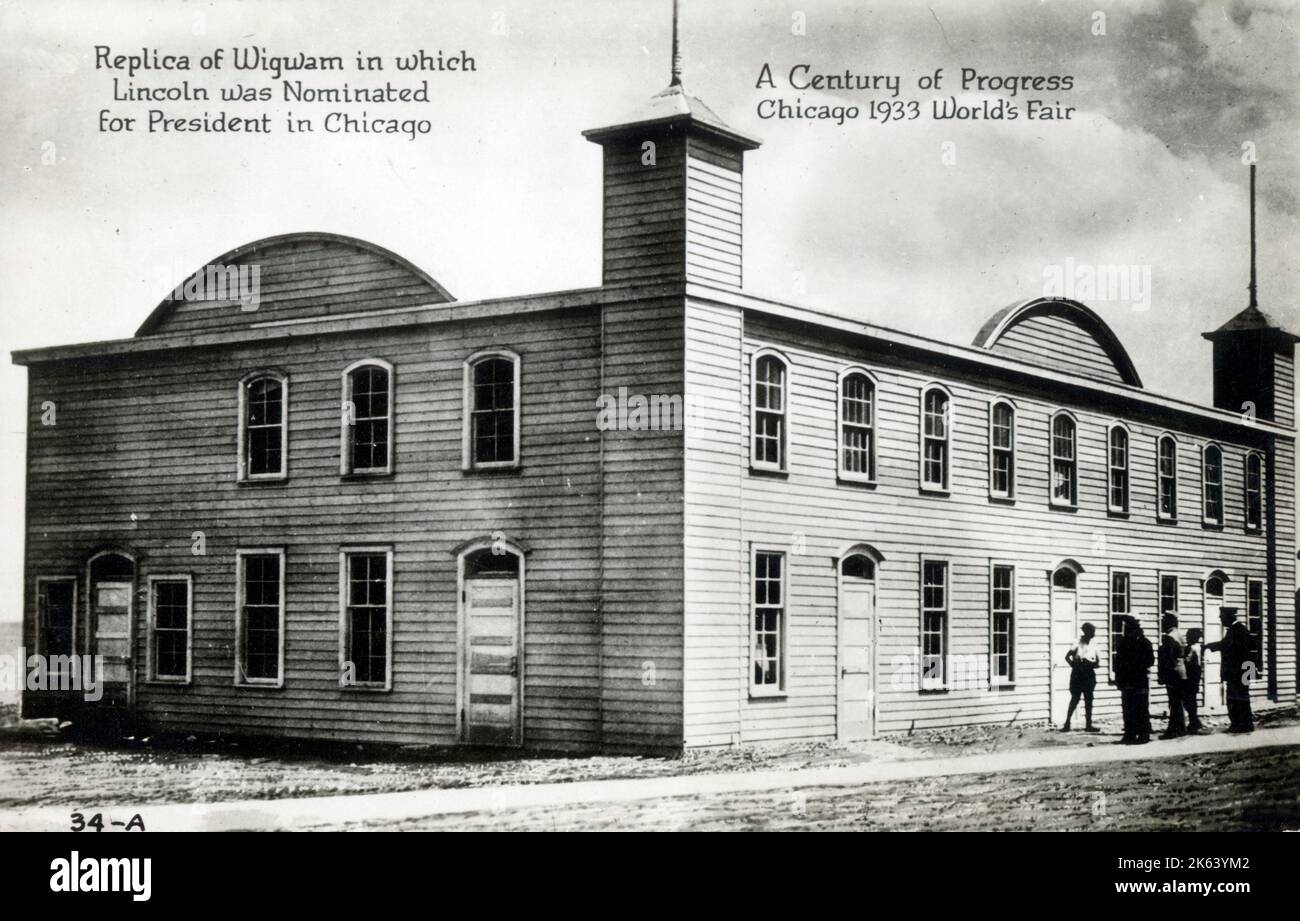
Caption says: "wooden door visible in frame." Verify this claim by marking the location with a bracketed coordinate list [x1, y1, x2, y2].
[463, 576, 521, 745]
[838, 578, 875, 740]
[1050, 587, 1077, 725]
[92, 581, 133, 708]
[1202, 602, 1226, 714]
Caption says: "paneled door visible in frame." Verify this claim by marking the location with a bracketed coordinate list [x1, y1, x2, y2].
[462, 576, 521, 746]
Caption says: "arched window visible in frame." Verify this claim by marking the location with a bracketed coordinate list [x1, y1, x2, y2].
[752, 352, 787, 471]
[989, 400, 1015, 499]
[920, 385, 950, 491]
[1050, 412, 1077, 507]
[1157, 434, 1178, 521]
[238, 373, 287, 481]
[838, 369, 875, 481]
[1201, 443, 1223, 526]
[341, 360, 393, 475]
[1244, 452, 1263, 531]
[1107, 424, 1129, 513]
[463, 350, 520, 470]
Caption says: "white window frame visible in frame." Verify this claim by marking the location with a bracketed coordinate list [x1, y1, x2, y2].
[988, 398, 1016, 500]
[146, 574, 193, 684]
[1108, 569, 1131, 682]
[918, 383, 952, 494]
[989, 562, 1015, 686]
[1156, 433, 1179, 522]
[750, 349, 789, 474]
[338, 547, 394, 692]
[1200, 442, 1224, 527]
[1244, 451, 1264, 532]
[920, 556, 949, 690]
[1048, 410, 1078, 509]
[749, 546, 787, 697]
[234, 548, 286, 688]
[837, 366, 877, 484]
[237, 371, 289, 482]
[1158, 572, 1179, 620]
[1245, 576, 1265, 678]
[462, 349, 521, 471]
[1107, 422, 1130, 514]
[340, 359, 395, 476]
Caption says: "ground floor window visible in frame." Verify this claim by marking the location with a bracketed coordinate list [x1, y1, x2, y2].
[1109, 571, 1130, 678]
[341, 549, 392, 689]
[36, 578, 76, 660]
[991, 564, 1014, 684]
[148, 576, 191, 682]
[1246, 578, 1264, 676]
[752, 550, 785, 694]
[921, 559, 948, 689]
[236, 550, 284, 686]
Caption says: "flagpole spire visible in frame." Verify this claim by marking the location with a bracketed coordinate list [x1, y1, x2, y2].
[670, 0, 683, 86]
[1248, 162, 1258, 308]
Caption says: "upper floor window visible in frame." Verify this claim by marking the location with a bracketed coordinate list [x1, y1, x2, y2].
[1107, 424, 1129, 514]
[752, 352, 787, 472]
[838, 369, 875, 481]
[989, 400, 1015, 499]
[342, 360, 393, 475]
[463, 350, 520, 470]
[1050, 412, 1077, 507]
[1157, 435, 1178, 521]
[1245, 452, 1263, 531]
[1201, 444, 1223, 526]
[920, 385, 950, 491]
[238, 373, 287, 481]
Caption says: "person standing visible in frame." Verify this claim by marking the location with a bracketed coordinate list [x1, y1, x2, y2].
[1183, 627, 1204, 733]
[1062, 622, 1100, 732]
[1205, 607, 1255, 733]
[1114, 615, 1154, 744]
[1157, 613, 1187, 739]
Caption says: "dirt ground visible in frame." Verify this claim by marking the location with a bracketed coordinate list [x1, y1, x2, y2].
[341, 745, 1300, 831]
[0, 703, 1295, 811]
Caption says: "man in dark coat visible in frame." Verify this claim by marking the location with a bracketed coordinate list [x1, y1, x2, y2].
[1114, 615, 1154, 744]
[1157, 613, 1187, 739]
[1205, 607, 1255, 733]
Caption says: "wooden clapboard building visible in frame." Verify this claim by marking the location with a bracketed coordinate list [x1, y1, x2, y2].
[13, 66, 1297, 752]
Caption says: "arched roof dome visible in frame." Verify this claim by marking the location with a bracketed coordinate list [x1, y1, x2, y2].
[973, 297, 1143, 388]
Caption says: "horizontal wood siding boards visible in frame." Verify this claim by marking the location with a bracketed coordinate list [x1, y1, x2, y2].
[599, 295, 686, 750]
[686, 136, 743, 291]
[989, 312, 1126, 385]
[1269, 437, 1296, 702]
[149, 239, 449, 337]
[23, 308, 606, 748]
[724, 311, 1286, 741]
[601, 137, 686, 287]
[683, 300, 746, 745]
[1274, 351, 1295, 429]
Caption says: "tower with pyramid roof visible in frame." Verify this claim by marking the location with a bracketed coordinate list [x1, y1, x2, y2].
[1202, 165, 1298, 427]
[582, 1, 760, 290]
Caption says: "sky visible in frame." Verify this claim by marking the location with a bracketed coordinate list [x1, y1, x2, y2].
[0, 0, 1297, 619]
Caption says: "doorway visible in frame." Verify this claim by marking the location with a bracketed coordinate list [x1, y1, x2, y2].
[1201, 574, 1227, 715]
[837, 550, 878, 741]
[1049, 563, 1081, 726]
[458, 544, 524, 746]
[87, 551, 135, 709]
